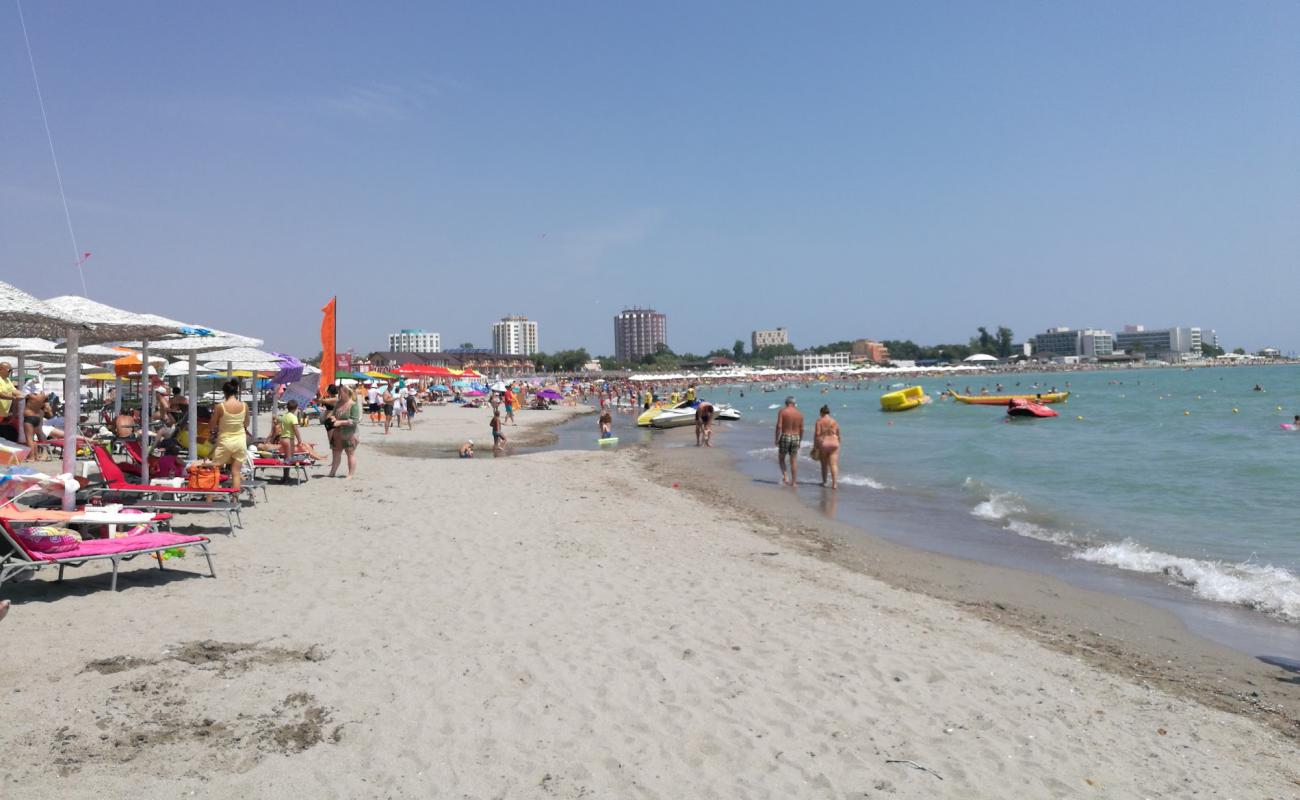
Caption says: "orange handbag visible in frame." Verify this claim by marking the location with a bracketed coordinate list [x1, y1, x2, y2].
[185, 462, 221, 491]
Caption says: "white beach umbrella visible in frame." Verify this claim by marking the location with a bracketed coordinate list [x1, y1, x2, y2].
[201, 347, 284, 440]
[139, 331, 266, 461]
[42, 295, 190, 506]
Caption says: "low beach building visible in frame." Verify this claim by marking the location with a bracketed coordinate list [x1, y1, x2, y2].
[773, 352, 852, 371]
[370, 349, 535, 376]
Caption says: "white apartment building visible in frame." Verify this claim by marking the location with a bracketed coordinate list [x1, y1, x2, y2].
[388, 329, 441, 353]
[492, 315, 539, 356]
[1115, 325, 1203, 361]
[773, 352, 852, 371]
[751, 327, 790, 351]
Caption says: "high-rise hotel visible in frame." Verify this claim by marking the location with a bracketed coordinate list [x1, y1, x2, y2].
[614, 307, 667, 362]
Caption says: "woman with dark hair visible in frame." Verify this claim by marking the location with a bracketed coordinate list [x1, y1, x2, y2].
[813, 404, 841, 489]
[209, 380, 249, 491]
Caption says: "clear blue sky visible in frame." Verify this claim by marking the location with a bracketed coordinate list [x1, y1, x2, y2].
[4, 2, 1297, 356]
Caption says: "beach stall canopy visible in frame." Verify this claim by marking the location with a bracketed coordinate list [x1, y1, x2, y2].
[963, 353, 999, 362]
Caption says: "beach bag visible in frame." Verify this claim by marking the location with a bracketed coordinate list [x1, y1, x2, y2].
[186, 462, 221, 491]
[14, 525, 80, 554]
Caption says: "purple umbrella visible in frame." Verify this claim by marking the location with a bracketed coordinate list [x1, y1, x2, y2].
[271, 352, 304, 385]
[537, 389, 563, 400]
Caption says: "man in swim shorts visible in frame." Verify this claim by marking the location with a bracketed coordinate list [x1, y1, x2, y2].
[774, 396, 804, 486]
[695, 401, 714, 447]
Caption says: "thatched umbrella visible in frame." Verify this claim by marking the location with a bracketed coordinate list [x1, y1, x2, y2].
[42, 296, 189, 503]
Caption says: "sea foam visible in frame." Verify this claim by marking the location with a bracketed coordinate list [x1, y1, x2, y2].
[839, 474, 886, 489]
[964, 479, 1300, 620]
[1075, 541, 1300, 621]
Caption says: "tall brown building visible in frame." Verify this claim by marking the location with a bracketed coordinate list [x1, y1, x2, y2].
[614, 308, 667, 362]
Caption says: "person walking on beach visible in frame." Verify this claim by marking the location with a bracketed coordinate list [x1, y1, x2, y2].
[382, 385, 395, 435]
[504, 385, 517, 426]
[490, 407, 507, 454]
[775, 396, 804, 486]
[813, 404, 841, 489]
[695, 400, 714, 447]
[209, 380, 250, 492]
[329, 385, 361, 478]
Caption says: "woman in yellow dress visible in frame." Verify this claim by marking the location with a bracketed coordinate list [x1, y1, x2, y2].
[209, 381, 249, 491]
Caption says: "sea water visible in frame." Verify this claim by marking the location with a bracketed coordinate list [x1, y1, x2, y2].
[710, 365, 1300, 631]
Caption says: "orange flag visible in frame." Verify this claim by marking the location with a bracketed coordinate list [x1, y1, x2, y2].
[319, 297, 337, 395]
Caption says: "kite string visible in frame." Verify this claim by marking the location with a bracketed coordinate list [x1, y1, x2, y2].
[16, 0, 88, 297]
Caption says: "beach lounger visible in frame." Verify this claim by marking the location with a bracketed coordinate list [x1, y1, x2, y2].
[86, 446, 243, 533]
[0, 516, 214, 592]
[119, 440, 266, 504]
[251, 456, 313, 484]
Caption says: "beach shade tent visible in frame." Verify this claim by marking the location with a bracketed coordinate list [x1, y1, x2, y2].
[201, 347, 285, 440]
[109, 348, 169, 378]
[130, 330, 264, 463]
[40, 295, 193, 509]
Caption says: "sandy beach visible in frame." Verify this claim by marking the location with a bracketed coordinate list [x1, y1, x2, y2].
[1, 404, 1297, 798]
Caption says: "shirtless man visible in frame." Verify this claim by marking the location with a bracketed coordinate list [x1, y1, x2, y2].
[695, 400, 714, 447]
[774, 396, 804, 486]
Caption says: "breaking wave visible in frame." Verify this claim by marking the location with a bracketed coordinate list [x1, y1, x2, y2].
[964, 478, 1300, 621]
[1075, 542, 1300, 621]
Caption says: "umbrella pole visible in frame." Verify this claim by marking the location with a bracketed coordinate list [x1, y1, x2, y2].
[14, 354, 25, 444]
[187, 353, 198, 463]
[61, 330, 80, 511]
[113, 374, 122, 418]
[251, 373, 260, 440]
[139, 340, 151, 485]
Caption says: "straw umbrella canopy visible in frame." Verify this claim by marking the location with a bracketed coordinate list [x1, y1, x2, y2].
[202, 347, 284, 440]
[0, 280, 90, 448]
[41, 295, 191, 505]
[0, 281, 88, 339]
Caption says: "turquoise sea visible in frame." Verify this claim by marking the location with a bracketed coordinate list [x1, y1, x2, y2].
[710, 365, 1300, 627]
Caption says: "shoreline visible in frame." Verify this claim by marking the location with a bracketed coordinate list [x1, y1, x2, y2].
[637, 440, 1300, 741]
[2, 403, 1297, 796]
